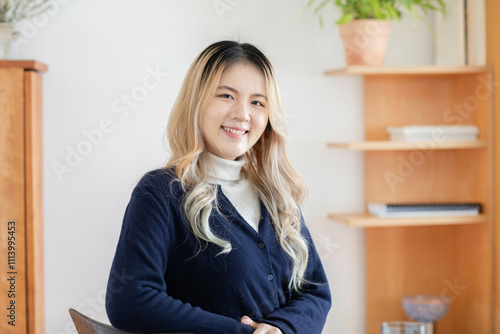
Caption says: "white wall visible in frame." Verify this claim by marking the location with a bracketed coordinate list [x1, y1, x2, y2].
[10, 1, 435, 333]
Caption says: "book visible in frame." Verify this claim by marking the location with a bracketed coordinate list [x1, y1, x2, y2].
[386, 125, 478, 142]
[387, 125, 478, 136]
[368, 202, 482, 218]
[388, 134, 477, 142]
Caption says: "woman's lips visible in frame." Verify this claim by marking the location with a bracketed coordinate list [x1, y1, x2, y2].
[221, 126, 248, 139]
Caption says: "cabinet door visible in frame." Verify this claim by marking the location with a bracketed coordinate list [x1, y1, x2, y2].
[0, 68, 28, 333]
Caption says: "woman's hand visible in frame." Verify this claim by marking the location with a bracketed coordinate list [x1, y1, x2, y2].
[241, 316, 283, 334]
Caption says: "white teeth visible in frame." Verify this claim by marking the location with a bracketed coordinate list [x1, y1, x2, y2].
[223, 127, 246, 135]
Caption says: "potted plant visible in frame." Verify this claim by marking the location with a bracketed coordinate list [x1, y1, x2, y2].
[0, 0, 52, 59]
[307, 0, 445, 66]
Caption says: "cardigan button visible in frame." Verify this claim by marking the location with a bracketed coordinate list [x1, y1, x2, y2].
[274, 305, 279, 310]
[268, 274, 274, 281]
[258, 243, 265, 249]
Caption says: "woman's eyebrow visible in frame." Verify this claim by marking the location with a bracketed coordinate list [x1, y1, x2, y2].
[217, 85, 267, 101]
[218, 85, 238, 94]
[253, 93, 268, 101]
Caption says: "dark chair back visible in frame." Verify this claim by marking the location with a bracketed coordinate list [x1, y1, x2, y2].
[69, 308, 192, 334]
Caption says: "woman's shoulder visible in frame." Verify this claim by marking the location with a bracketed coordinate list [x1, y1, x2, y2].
[139, 167, 178, 183]
[134, 167, 184, 201]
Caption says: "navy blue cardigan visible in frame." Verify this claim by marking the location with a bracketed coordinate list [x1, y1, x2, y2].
[105, 169, 331, 334]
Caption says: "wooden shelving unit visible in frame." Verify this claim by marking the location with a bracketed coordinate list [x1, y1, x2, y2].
[326, 66, 494, 334]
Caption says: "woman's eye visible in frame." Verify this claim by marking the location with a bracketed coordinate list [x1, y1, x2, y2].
[252, 101, 264, 107]
[219, 94, 233, 99]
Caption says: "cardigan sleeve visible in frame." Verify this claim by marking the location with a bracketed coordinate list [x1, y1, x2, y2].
[259, 220, 332, 334]
[105, 174, 253, 334]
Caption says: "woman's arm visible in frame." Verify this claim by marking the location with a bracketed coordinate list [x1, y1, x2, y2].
[245, 219, 332, 334]
[105, 173, 253, 334]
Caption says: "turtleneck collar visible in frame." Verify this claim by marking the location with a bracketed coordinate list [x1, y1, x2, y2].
[207, 152, 245, 182]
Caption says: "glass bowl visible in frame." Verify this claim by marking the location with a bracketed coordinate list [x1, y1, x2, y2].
[402, 295, 450, 322]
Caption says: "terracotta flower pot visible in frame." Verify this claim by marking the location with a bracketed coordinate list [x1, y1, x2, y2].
[338, 19, 391, 66]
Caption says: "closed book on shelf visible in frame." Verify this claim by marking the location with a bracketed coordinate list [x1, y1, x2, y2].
[388, 134, 477, 142]
[368, 202, 482, 218]
[387, 125, 479, 142]
[386, 125, 479, 136]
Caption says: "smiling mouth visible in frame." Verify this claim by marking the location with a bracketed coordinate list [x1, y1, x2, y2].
[222, 126, 248, 135]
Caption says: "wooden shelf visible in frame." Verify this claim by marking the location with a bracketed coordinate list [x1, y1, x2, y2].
[0, 60, 48, 72]
[325, 65, 491, 76]
[328, 213, 488, 227]
[327, 140, 487, 150]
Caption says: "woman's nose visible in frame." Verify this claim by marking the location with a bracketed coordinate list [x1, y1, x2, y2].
[230, 101, 250, 122]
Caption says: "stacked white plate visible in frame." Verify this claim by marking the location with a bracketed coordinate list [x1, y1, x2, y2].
[386, 125, 479, 142]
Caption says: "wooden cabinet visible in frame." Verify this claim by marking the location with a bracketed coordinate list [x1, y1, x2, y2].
[0, 61, 47, 334]
[327, 66, 495, 334]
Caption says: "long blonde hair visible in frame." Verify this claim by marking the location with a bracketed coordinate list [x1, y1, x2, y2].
[166, 41, 309, 292]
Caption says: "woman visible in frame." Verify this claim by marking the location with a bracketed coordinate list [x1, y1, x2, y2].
[105, 41, 331, 334]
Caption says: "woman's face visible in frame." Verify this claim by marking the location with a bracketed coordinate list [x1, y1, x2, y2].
[200, 63, 269, 160]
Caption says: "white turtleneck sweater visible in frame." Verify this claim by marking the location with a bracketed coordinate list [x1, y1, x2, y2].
[207, 153, 261, 232]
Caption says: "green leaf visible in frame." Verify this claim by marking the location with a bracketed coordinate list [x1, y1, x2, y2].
[314, 0, 331, 14]
[0, 0, 51, 23]
[336, 12, 356, 24]
[319, 12, 324, 27]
